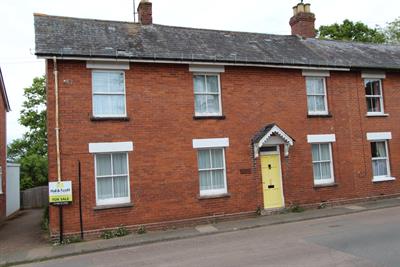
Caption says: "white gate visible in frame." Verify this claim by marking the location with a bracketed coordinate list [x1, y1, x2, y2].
[6, 163, 20, 216]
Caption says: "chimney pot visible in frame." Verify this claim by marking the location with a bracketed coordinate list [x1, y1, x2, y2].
[138, 0, 152, 25]
[292, 6, 298, 16]
[304, 4, 311, 13]
[297, 3, 305, 13]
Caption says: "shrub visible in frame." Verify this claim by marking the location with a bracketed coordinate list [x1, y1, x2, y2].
[100, 226, 130, 239]
[137, 225, 146, 235]
[41, 206, 49, 231]
[289, 204, 305, 213]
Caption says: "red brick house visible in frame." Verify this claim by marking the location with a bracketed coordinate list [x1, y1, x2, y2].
[0, 67, 11, 223]
[34, 1, 400, 238]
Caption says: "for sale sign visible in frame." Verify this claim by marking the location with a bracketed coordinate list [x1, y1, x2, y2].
[49, 181, 73, 205]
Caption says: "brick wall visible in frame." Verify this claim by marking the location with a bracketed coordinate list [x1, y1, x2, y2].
[0, 89, 6, 223]
[47, 61, 400, 236]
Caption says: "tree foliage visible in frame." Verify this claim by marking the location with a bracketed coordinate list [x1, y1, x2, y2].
[8, 76, 47, 190]
[383, 17, 400, 43]
[318, 19, 386, 43]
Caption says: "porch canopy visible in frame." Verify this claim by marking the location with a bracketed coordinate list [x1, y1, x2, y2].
[252, 123, 294, 158]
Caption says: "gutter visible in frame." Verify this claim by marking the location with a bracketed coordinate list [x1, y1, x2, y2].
[38, 55, 351, 72]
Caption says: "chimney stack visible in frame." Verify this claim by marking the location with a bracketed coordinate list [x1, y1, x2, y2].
[289, 2, 316, 38]
[138, 0, 152, 25]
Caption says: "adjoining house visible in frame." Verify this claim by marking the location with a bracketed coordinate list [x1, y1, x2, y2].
[34, 1, 400, 238]
[0, 67, 11, 223]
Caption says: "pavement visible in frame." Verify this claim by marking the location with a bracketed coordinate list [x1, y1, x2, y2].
[0, 209, 47, 256]
[2, 197, 400, 266]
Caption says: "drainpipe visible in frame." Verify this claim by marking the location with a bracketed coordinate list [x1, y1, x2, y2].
[53, 57, 62, 182]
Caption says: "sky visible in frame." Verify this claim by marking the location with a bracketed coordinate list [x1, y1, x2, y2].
[0, 0, 399, 143]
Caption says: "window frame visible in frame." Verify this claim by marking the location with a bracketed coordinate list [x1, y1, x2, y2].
[94, 152, 131, 206]
[92, 70, 127, 118]
[370, 140, 392, 181]
[311, 143, 335, 185]
[193, 73, 223, 117]
[197, 148, 228, 196]
[364, 79, 384, 116]
[306, 76, 329, 115]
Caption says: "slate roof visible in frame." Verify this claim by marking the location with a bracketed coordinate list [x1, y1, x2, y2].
[0, 68, 10, 112]
[34, 14, 400, 70]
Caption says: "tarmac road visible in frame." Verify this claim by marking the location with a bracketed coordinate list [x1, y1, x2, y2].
[20, 206, 400, 267]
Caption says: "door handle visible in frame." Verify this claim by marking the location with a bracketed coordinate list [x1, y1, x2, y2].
[268, 164, 272, 169]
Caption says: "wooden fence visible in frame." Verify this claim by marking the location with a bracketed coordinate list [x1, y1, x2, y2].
[21, 186, 48, 209]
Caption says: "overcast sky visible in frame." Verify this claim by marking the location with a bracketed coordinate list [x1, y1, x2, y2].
[0, 0, 399, 143]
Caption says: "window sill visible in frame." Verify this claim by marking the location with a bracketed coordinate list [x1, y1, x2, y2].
[314, 183, 338, 189]
[193, 115, 226, 120]
[93, 202, 133, 211]
[366, 113, 389, 117]
[198, 193, 231, 200]
[307, 113, 332, 118]
[372, 177, 396, 183]
[90, 116, 130, 122]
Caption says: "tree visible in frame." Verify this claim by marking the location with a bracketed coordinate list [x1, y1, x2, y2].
[8, 76, 47, 190]
[318, 19, 386, 43]
[383, 17, 400, 43]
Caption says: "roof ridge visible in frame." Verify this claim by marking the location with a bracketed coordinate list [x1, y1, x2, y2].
[33, 13, 295, 38]
[309, 37, 400, 48]
[33, 13, 139, 25]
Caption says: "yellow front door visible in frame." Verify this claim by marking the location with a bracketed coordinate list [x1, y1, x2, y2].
[261, 154, 284, 209]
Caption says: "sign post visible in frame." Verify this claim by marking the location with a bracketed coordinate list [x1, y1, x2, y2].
[49, 181, 73, 243]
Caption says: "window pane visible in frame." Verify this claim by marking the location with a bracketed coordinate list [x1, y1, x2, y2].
[365, 80, 381, 95]
[113, 176, 129, 198]
[93, 95, 109, 115]
[113, 153, 127, 175]
[199, 171, 212, 191]
[109, 95, 125, 115]
[108, 72, 124, 93]
[371, 81, 381, 95]
[207, 76, 219, 93]
[194, 76, 206, 93]
[306, 78, 324, 95]
[195, 95, 207, 114]
[366, 97, 381, 113]
[315, 96, 326, 111]
[211, 149, 224, 168]
[206, 95, 220, 113]
[313, 163, 321, 180]
[311, 144, 320, 162]
[93, 72, 109, 93]
[198, 150, 211, 169]
[96, 154, 112, 176]
[373, 159, 388, 176]
[320, 162, 332, 179]
[93, 95, 125, 116]
[371, 142, 386, 158]
[320, 144, 331, 161]
[97, 177, 113, 199]
[306, 79, 316, 95]
[365, 80, 373, 95]
[212, 170, 225, 189]
[307, 96, 316, 112]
